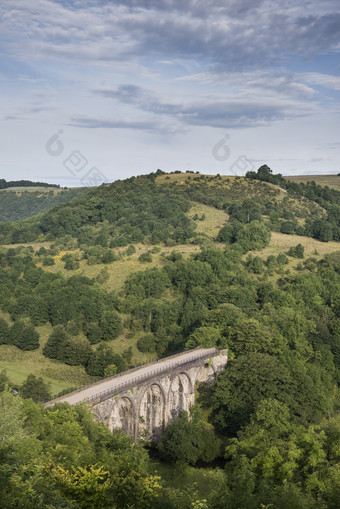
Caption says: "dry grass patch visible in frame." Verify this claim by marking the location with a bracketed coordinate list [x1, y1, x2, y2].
[187, 203, 228, 237]
[252, 232, 340, 260]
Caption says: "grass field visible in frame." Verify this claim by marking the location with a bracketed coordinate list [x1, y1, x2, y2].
[187, 203, 229, 237]
[252, 231, 340, 259]
[284, 174, 340, 189]
[0, 345, 93, 395]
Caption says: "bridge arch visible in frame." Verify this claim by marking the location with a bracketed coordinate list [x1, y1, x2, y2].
[108, 395, 136, 436]
[138, 382, 166, 441]
[168, 372, 193, 421]
[194, 360, 216, 386]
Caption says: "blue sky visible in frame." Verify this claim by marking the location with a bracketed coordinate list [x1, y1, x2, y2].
[0, 0, 339, 186]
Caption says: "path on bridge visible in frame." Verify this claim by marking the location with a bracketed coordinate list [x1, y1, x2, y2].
[49, 348, 217, 406]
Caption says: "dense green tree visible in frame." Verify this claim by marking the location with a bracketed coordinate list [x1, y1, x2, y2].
[235, 220, 271, 251]
[228, 318, 283, 356]
[86, 323, 103, 344]
[159, 410, 221, 466]
[186, 326, 223, 349]
[281, 221, 296, 234]
[211, 353, 332, 435]
[61, 336, 92, 366]
[86, 344, 122, 377]
[100, 311, 122, 340]
[43, 325, 68, 359]
[20, 374, 51, 402]
[0, 391, 162, 509]
[13, 324, 40, 351]
[0, 317, 10, 344]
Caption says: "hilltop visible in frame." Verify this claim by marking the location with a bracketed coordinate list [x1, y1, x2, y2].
[1, 168, 339, 245]
[0, 178, 60, 189]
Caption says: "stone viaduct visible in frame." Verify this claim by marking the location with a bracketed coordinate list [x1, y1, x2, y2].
[48, 348, 228, 441]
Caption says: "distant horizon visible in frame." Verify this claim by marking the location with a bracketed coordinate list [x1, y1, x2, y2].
[1, 168, 340, 189]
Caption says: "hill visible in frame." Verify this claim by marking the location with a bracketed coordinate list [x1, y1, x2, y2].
[1, 169, 340, 508]
[1, 169, 338, 244]
[0, 168, 339, 392]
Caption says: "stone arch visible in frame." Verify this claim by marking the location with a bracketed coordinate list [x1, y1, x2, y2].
[195, 360, 216, 386]
[138, 383, 166, 441]
[108, 395, 135, 436]
[168, 372, 193, 421]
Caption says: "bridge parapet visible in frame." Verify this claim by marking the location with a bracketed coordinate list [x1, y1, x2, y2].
[87, 347, 220, 405]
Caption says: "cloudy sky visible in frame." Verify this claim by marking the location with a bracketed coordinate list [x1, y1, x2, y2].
[1, 0, 340, 186]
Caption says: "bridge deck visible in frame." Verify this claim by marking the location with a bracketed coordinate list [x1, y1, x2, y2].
[48, 348, 218, 406]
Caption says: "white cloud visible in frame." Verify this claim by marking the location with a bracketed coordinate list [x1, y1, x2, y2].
[0, 0, 339, 181]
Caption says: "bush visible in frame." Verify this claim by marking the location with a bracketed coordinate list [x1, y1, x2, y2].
[43, 257, 55, 266]
[137, 334, 156, 353]
[43, 326, 68, 359]
[86, 344, 126, 377]
[277, 253, 289, 265]
[62, 337, 92, 366]
[236, 221, 271, 251]
[64, 258, 80, 270]
[86, 324, 103, 344]
[281, 221, 296, 234]
[139, 252, 152, 263]
[126, 245, 136, 256]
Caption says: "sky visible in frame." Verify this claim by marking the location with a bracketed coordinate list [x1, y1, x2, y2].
[0, 0, 340, 186]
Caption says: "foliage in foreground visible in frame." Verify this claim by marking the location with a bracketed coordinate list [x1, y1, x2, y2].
[0, 390, 162, 509]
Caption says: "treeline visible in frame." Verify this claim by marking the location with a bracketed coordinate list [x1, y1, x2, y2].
[0, 178, 60, 189]
[0, 188, 86, 223]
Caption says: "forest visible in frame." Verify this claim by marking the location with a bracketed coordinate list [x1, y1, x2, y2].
[0, 169, 339, 508]
[0, 187, 87, 223]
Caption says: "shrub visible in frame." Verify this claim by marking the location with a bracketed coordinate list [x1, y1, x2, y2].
[288, 244, 305, 259]
[137, 334, 156, 353]
[139, 252, 152, 263]
[43, 257, 55, 266]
